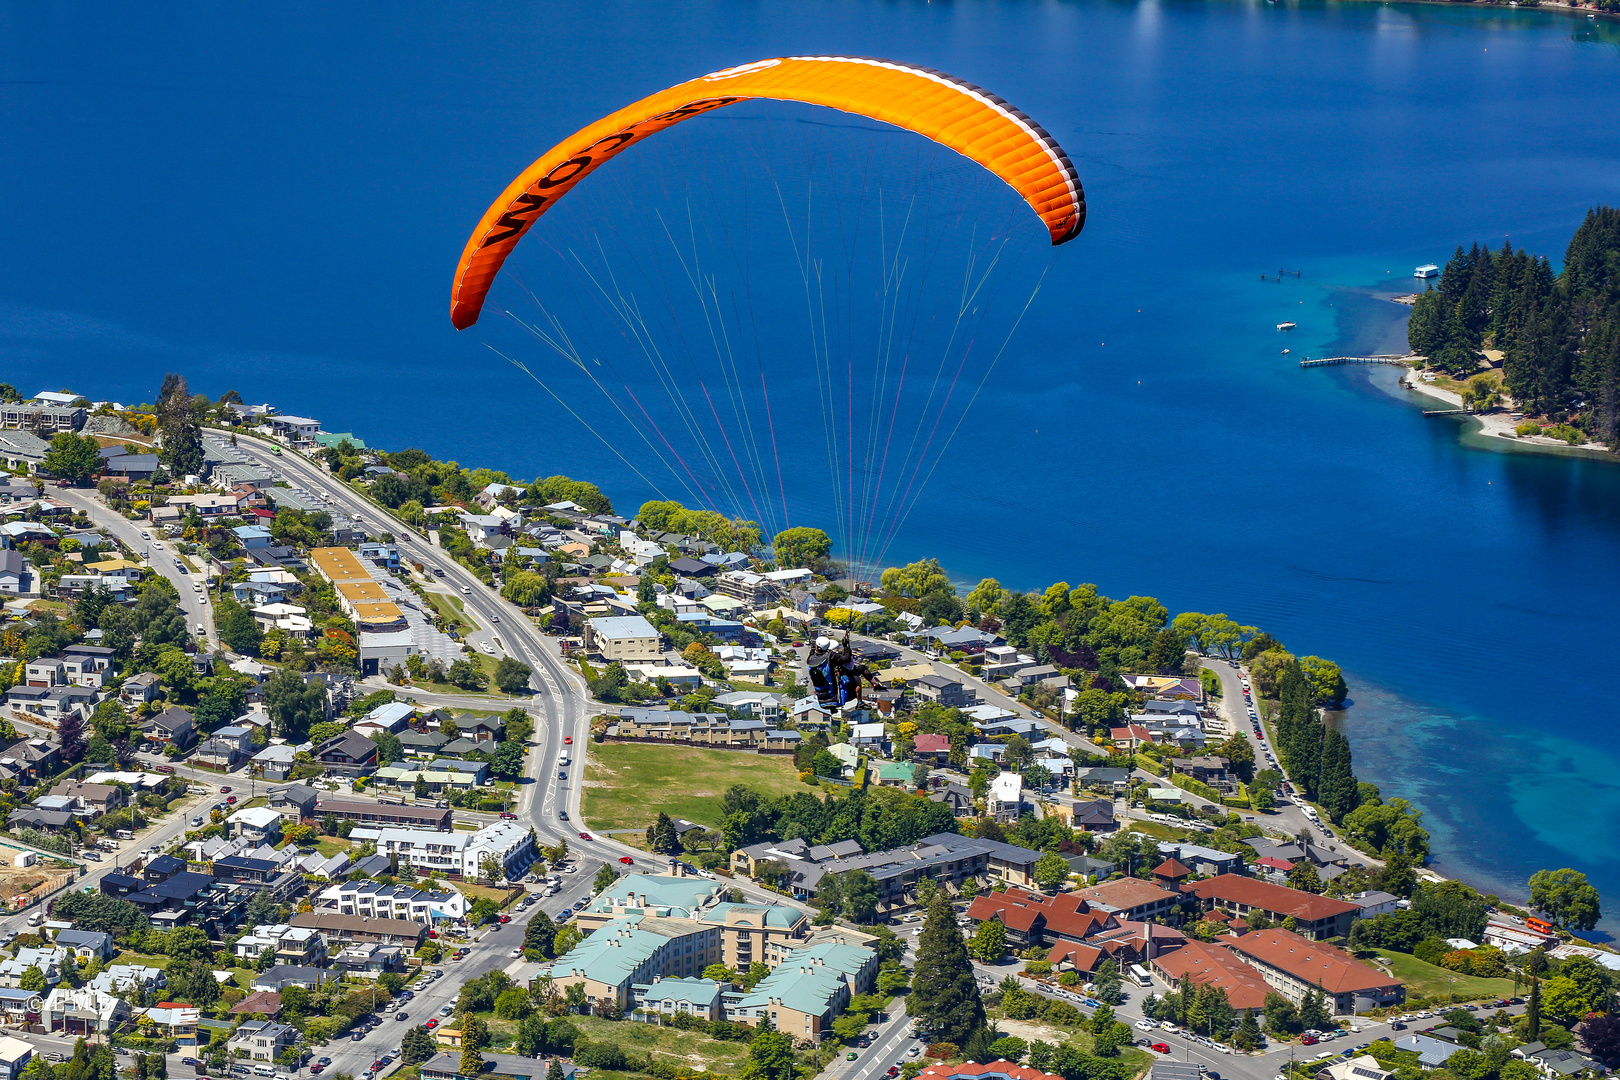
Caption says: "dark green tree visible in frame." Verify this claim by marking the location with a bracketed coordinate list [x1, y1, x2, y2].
[400, 1026, 436, 1065]
[1527, 868, 1603, 931]
[156, 373, 204, 478]
[646, 813, 681, 855]
[42, 431, 101, 485]
[523, 911, 557, 957]
[1317, 728, 1358, 823]
[910, 893, 984, 1045]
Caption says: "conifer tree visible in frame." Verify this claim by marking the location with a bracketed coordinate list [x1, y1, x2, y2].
[1318, 728, 1357, 823]
[910, 893, 984, 1045]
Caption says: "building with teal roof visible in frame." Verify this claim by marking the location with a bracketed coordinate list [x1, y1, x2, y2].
[872, 761, 915, 787]
[549, 915, 722, 1012]
[692, 901, 810, 970]
[577, 874, 724, 931]
[722, 940, 877, 1040]
[630, 976, 725, 1021]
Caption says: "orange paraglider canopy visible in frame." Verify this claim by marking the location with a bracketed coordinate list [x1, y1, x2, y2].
[450, 55, 1084, 329]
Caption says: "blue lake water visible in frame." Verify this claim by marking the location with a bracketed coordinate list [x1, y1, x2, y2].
[5, 1, 1620, 927]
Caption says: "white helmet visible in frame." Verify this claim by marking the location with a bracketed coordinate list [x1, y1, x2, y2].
[815, 636, 833, 650]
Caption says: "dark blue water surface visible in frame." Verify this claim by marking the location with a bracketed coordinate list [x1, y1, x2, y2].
[6, 1, 1620, 925]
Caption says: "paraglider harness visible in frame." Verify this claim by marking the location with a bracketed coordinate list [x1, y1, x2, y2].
[806, 632, 879, 712]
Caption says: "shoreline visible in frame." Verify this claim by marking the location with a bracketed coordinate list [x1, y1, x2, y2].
[1335, 0, 1617, 22]
[1395, 367, 1617, 456]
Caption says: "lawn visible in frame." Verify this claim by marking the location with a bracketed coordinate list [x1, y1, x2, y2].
[583, 741, 803, 832]
[426, 592, 476, 631]
[1368, 949, 1516, 1002]
[561, 1014, 758, 1075]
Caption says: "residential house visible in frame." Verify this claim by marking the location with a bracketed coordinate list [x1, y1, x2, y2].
[46, 781, 124, 817]
[913, 674, 973, 708]
[313, 731, 378, 775]
[51, 931, 113, 962]
[250, 966, 336, 993]
[228, 806, 284, 844]
[267, 784, 319, 821]
[0, 551, 35, 596]
[141, 706, 197, 751]
[582, 615, 661, 662]
[42, 986, 130, 1035]
[229, 1020, 299, 1062]
[120, 673, 161, 707]
[286, 913, 428, 949]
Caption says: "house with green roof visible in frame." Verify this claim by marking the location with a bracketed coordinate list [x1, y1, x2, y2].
[549, 916, 722, 1012]
[872, 761, 916, 788]
[630, 976, 725, 1021]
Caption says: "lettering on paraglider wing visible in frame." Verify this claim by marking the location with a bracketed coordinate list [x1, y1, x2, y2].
[483, 192, 550, 247]
[478, 101, 737, 251]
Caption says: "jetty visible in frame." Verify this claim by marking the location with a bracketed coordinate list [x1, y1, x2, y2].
[1299, 355, 1413, 368]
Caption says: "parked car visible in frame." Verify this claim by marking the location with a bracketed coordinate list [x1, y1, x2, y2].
[1151, 1045, 1170, 1055]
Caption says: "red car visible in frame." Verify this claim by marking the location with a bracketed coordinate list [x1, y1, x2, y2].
[428, 929, 438, 938]
[579, 832, 592, 841]
[1151, 1045, 1170, 1055]
[498, 915, 511, 924]
[1301, 1037, 1318, 1046]
[225, 796, 237, 804]
[887, 1070, 900, 1078]
[310, 1068, 323, 1076]
[425, 1019, 439, 1029]
[499, 812, 517, 820]
[619, 856, 634, 865]
[219, 786, 232, 793]
[563, 736, 572, 744]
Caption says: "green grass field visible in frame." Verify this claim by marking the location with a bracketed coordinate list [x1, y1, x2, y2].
[583, 741, 803, 831]
[1369, 949, 1516, 1001]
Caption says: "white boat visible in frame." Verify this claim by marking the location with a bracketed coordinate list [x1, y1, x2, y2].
[1277, 321, 1296, 330]
[1282, 348, 1291, 354]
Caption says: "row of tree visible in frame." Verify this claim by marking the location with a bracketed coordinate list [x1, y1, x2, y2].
[1408, 208, 1620, 438]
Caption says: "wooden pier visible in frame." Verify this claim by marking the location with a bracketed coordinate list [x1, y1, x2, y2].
[1298, 355, 1413, 368]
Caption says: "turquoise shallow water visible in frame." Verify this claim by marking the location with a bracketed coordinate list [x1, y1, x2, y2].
[4, 0, 1620, 929]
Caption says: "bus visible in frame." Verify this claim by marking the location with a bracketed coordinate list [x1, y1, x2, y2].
[1527, 916, 1555, 936]
[1128, 964, 1154, 987]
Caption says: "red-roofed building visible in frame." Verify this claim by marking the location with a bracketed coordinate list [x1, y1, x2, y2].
[920, 1061, 1063, 1080]
[913, 733, 951, 759]
[1073, 876, 1183, 922]
[1185, 875, 1359, 940]
[1150, 939, 1273, 1011]
[1255, 856, 1294, 873]
[1152, 858, 1191, 886]
[1223, 928, 1404, 1013]
[964, 886, 1123, 951]
[1108, 724, 1156, 750]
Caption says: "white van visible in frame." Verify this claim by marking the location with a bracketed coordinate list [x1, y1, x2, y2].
[558, 751, 570, 766]
[26, 912, 43, 927]
[254, 1067, 278, 1078]
[460, 586, 472, 595]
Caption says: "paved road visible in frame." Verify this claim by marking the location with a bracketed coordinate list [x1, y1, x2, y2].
[224, 433, 807, 918]
[1203, 660, 1377, 870]
[55, 485, 218, 650]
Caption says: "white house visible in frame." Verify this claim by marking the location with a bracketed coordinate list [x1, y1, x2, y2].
[989, 772, 1026, 821]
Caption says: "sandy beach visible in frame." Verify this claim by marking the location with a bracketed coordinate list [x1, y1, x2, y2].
[1398, 368, 1614, 454]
